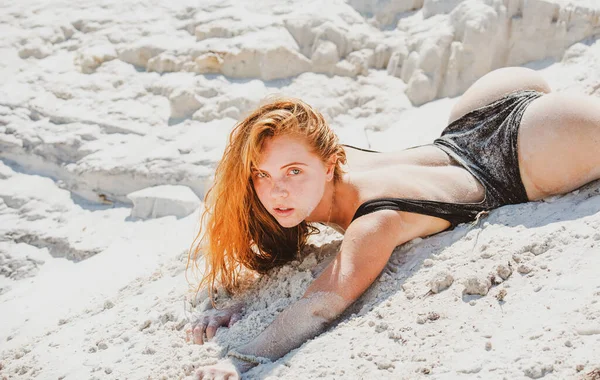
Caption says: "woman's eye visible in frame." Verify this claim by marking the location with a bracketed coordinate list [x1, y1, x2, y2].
[255, 172, 267, 179]
[290, 169, 301, 175]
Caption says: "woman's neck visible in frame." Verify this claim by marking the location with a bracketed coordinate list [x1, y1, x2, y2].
[316, 174, 359, 231]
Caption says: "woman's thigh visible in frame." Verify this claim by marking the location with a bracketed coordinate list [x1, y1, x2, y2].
[448, 67, 552, 124]
[518, 92, 600, 200]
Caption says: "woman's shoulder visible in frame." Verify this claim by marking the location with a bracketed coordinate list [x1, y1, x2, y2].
[342, 207, 444, 249]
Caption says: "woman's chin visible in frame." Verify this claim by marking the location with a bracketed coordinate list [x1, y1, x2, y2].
[274, 215, 303, 228]
[278, 219, 302, 228]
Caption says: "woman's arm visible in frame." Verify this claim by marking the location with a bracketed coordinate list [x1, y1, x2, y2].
[228, 209, 420, 368]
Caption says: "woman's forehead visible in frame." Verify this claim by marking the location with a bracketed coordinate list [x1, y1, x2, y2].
[257, 135, 316, 166]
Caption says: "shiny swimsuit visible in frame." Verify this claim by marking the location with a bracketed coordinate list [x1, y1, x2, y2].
[349, 90, 544, 228]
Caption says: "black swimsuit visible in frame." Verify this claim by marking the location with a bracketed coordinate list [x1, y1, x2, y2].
[349, 90, 544, 228]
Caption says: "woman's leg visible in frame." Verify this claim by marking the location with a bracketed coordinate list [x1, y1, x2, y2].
[518, 92, 600, 201]
[448, 67, 552, 124]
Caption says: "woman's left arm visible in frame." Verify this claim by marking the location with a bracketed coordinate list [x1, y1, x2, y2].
[202, 209, 421, 377]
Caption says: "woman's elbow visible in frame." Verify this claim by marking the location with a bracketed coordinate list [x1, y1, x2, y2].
[305, 291, 348, 323]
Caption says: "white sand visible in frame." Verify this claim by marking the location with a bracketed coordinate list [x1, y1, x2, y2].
[1, 0, 600, 379]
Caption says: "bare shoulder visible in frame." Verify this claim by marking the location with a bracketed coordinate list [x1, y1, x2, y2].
[344, 209, 447, 249]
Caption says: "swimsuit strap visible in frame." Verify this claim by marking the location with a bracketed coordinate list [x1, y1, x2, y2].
[342, 144, 488, 227]
[341, 144, 380, 153]
[351, 197, 487, 228]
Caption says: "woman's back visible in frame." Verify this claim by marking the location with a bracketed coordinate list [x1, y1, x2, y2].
[338, 144, 487, 231]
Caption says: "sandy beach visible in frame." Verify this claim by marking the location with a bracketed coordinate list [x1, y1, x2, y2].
[1, 0, 600, 379]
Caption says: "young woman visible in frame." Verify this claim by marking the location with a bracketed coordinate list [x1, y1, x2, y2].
[187, 67, 600, 379]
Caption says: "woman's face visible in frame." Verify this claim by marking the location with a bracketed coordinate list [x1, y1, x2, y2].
[252, 134, 332, 228]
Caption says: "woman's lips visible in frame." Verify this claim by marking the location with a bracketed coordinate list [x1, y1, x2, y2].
[273, 207, 294, 217]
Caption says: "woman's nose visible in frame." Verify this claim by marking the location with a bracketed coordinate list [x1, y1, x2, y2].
[270, 182, 289, 198]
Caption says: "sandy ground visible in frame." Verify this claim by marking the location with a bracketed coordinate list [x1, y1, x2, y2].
[1, 0, 600, 379]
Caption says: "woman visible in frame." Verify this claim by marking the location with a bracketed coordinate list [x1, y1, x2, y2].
[187, 67, 600, 378]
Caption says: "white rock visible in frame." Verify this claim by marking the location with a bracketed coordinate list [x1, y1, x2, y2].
[127, 185, 201, 219]
[346, 49, 374, 76]
[169, 88, 205, 119]
[441, 1, 505, 97]
[222, 45, 312, 81]
[406, 69, 437, 106]
[0, 162, 15, 179]
[312, 40, 340, 69]
[76, 44, 118, 74]
[523, 363, 554, 379]
[423, 0, 465, 18]
[347, 0, 424, 26]
[463, 276, 492, 296]
[401, 0, 600, 104]
[496, 264, 513, 280]
[147, 53, 185, 74]
[18, 40, 52, 59]
[191, 52, 224, 74]
[118, 38, 172, 68]
[428, 271, 454, 294]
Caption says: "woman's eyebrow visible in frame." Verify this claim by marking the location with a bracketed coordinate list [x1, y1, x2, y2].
[280, 162, 307, 169]
[254, 162, 308, 173]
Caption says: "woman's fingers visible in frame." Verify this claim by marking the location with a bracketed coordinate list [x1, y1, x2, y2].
[205, 321, 220, 340]
[193, 316, 226, 343]
[228, 313, 242, 327]
[191, 308, 242, 344]
[193, 322, 206, 345]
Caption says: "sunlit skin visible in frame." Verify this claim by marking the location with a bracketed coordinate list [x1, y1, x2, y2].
[252, 134, 337, 228]
[194, 67, 600, 379]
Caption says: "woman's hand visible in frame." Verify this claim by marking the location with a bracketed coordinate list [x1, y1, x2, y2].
[195, 359, 241, 380]
[196, 358, 255, 380]
[188, 302, 244, 345]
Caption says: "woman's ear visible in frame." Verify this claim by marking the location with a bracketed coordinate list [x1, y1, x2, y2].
[325, 155, 336, 181]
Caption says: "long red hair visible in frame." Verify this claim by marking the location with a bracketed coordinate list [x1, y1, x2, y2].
[187, 97, 347, 301]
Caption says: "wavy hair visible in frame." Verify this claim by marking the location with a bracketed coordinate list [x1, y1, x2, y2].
[187, 97, 347, 302]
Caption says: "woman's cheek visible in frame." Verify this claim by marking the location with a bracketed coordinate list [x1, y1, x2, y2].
[298, 182, 317, 207]
[253, 183, 268, 205]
